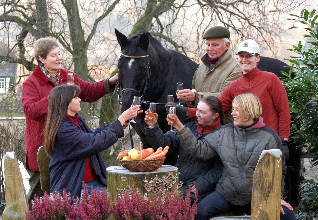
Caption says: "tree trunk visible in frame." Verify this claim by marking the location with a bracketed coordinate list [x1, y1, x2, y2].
[107, 165, 179, 202]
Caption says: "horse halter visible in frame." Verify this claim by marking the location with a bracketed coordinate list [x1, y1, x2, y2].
[116, 53, 151, 105]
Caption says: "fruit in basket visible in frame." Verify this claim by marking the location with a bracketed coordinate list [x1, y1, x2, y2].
[118, 146, 169, 161]
[117, 149, 129, 160]
[128, 148, 140, 160]
[145, 148, 154, 154]
[122, 155, 131, 160]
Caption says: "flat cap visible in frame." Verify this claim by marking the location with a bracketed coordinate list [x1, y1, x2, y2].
[203, 26, 230, 39]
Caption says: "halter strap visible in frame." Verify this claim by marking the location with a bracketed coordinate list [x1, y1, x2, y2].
[121, 53, 149, 59]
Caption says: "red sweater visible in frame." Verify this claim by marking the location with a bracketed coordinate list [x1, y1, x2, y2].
[219, 67, 290, 140]
[22, 66, 109, 171]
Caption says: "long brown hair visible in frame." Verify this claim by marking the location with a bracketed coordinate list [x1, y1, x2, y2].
[44, 84, 81, 155]
[201, 96, 224, 124]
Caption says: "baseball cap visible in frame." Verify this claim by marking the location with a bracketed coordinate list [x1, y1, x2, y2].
[237, 39, 260, 55]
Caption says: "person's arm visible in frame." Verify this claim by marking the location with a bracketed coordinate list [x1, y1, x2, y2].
[22, 81, 49, 120]
[219, 85, 234, 113]
[270, 75, 291, 140]
[56, 120, 124, 161]
[75, 73, 117, 103]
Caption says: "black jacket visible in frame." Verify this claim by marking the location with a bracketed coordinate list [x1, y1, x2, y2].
[143, 121, 222, 200]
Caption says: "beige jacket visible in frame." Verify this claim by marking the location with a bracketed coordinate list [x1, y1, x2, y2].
[192, 49, 241, 104]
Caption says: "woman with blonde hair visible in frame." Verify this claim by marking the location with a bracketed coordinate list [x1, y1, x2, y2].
[167, 93, 295, 219]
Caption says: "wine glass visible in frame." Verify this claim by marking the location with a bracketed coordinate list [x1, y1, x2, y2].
[166, 95, 174, 113]
[176, 82, 183, 105]
[130, 96, 141, 124]
[67, 72, 74, 85]
[148, 102, 156, 129]
[169, 106, 176, 131]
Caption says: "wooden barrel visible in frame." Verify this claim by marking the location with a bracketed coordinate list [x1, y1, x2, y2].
[106, 165, 179, 201]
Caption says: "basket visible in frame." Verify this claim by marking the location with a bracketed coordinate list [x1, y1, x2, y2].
[120, 158, 165, 172]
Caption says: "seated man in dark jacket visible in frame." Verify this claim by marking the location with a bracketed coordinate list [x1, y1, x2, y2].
[142, 96, 223, 201]
[44, 84, 139, 198]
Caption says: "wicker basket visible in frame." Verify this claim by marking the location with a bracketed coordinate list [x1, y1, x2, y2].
[120, 158, 165, 172]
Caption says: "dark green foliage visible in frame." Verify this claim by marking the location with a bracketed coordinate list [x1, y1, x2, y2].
[284, 9, 318, 165]
[297, 180, 318, 219]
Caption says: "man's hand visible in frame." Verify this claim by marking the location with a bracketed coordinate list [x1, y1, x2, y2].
[177, 89, 195, 102]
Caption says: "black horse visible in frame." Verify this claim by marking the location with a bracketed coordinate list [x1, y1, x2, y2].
[115, 29, 198, 135]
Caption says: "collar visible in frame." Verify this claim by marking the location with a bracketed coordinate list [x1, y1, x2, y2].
[236, 117, 265, 129]
[33, 65, 70, 86]
[201, 49, 231, 70]
[196, 117, 220, 135]
[66, 114, 82, 129]
[241, 67, 259, 80]
[40, 64, 60, 85]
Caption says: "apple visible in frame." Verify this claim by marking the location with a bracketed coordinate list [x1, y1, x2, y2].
[118, 150, 129, 160]
[128, 148, 141, 160]
[146, 148, 154, 155]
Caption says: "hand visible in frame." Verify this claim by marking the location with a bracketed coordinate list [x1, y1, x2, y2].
[281, 199, 293, 215]
[109, 74, 118, 85]
[118, 105, 140, 126]
[144, 109, 158, 128]
[177, 89, 195, 102]
[166, 113, 184, 131]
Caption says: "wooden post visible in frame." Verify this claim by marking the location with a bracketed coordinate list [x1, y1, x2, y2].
[2, 152, 28, 220]
[107, 165, 179, 201]
[37, 146, 50, 193]
[251, 149, 282, 220]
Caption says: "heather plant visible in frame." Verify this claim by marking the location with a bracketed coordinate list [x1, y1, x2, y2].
[26, 191, 73, 220]
[69, 185, 111, 219]
[112, 188, 197, 220]
[26, 187, 197, 220]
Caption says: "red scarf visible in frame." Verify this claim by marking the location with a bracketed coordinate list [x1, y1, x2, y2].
[66, 114, 95, 182]
[196, 118, 220, 135]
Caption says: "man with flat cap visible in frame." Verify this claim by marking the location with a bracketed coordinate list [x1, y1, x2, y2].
[177, 26, 241, 121]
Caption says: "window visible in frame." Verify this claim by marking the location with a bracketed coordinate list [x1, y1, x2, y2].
[0, 78, 6, 93]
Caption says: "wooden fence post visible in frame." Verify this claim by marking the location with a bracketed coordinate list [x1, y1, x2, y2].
[2, 152, 28, 220]
[251, 149, 282, 220]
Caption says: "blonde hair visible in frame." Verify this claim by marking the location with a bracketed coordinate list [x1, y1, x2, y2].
[34, 37, 59, 64]
[232, 93, 262, 121]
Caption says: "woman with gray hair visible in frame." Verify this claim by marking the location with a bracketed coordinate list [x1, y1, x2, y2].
[167, 93, 296, 219]
[22, 37, 117, 205]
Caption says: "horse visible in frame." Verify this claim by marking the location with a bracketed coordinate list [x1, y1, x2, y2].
[115, 29, 198, 159]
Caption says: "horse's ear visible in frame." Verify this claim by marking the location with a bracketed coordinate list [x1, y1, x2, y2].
[115, 29, 128, 49]
[139, 33, 149, 51]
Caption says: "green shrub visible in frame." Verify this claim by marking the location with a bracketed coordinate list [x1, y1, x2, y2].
[297, 180, 318, 219]
[284, 8, 318, 165]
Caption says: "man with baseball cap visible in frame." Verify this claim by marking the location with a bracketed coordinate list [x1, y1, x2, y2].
[220, 39, 291, 144]
[177, 26, 241, 122]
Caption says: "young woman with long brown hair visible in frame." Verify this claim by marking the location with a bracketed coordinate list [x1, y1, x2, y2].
[44, 84, 139, 198]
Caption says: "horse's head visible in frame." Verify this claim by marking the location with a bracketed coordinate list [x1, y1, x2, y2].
[115, 29, 151, 112]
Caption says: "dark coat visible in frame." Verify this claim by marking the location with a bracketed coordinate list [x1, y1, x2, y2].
[144, 121, 222, 200]
[49, 115, 124, 198]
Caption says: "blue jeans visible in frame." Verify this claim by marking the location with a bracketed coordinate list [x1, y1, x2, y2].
[80, 180, 107, 196]
[196, 191, 296, 220]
